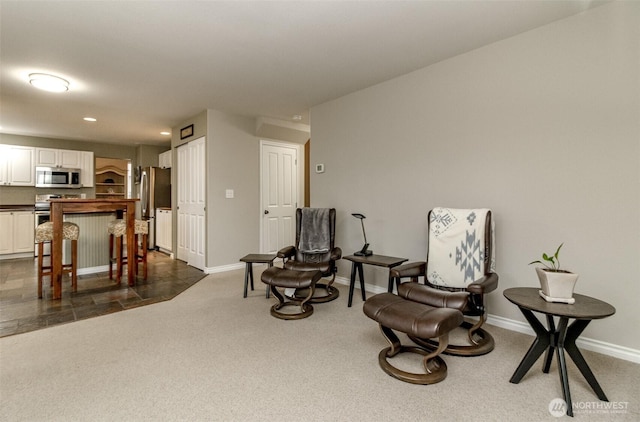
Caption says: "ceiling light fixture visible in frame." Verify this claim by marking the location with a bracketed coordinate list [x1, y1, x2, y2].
[29, 73, 69, 93]
[83, 117, 97, 122]
[160, 131, 171, 136]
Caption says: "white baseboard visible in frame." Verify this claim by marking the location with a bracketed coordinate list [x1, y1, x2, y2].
[65, 267, 640, 363]
[77, 265, 110, 276]
[0, 252, 34, 261]
[335, 276, 640, 364]
[205, 262, 245, 274]
[157, 248, 174, 259]
[62, 268, 640, 363]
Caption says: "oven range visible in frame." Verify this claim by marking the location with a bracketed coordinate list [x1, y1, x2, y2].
[34, 194, 81, 257]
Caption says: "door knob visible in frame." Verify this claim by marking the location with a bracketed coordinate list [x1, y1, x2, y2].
[264, 210, 269, 214]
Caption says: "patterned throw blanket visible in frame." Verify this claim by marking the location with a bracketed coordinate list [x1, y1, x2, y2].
[427, 207, 495, 288]
[298, 208, 330, 253]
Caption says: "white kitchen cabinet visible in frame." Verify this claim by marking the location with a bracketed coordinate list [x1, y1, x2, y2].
[0, 145, 36, 186]
[35, 147, 81, 168]
[159, 150, 172, 169]
[80, 151, 95, 187]
[156, 208, 172, 252]
[0, 212, 12, 254]
[0, 211, 35, 255]
[0, 145, 9, 186]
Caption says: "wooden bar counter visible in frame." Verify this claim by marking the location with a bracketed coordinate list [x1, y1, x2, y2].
[49, 198, 139, 299]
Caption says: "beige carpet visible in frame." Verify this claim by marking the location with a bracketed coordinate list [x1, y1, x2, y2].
[1, 268, 638, 421]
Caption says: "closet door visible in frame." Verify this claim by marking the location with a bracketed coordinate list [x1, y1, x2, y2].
[177, 137, 206, 269]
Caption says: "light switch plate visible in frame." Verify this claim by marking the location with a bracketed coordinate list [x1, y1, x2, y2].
[225, 189, 234, 198]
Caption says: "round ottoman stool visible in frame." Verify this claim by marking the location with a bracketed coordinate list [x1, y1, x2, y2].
[261, 267, 322, 320]
[363, 292, 463, 384]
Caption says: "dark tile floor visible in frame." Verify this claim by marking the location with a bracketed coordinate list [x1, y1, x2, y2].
[0, 251, 205, 338]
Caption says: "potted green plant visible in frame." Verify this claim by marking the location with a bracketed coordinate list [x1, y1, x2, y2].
[529, 243, 578, 304]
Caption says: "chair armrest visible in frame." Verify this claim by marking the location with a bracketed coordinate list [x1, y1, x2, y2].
[277, 246, 296, 259]
[330, 247, 342, 261]
[467, 272, 499, 295]
[389, 261, 426, 279]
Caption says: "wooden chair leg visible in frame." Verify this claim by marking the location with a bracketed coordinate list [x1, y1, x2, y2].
[71, 239, 78, 292]
[142, 233, 148, 279]
[38, 242, 44, 298]
[133, 234, 139, 276]
[116, 236, 123, 284]
[109, 233, 114, 280]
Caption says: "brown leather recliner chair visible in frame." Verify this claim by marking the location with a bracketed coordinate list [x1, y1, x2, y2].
[390, 207, 498, 356]
[277, 208, 342, 303]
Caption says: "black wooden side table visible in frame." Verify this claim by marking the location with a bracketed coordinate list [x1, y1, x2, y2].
[240, 254, 276, 298]
[503, 287, 616, 417]
[343, 254, 408, 307]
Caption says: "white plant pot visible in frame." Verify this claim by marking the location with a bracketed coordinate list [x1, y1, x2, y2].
[536, 267, 579, 304]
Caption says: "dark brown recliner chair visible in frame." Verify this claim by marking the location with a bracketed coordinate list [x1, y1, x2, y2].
[277, 208, 342, 303]
[390, 207, 498, 356]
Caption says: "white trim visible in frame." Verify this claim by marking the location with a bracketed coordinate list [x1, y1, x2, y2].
[334, 276, 640, 364]
[0, 252, 34, 261]
[157, 247, 173, 258]
[205, 262, 245, 274]
[77, 265, 110, 275]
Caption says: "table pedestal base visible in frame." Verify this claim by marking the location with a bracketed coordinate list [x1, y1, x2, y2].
[509, 308, 608, 417]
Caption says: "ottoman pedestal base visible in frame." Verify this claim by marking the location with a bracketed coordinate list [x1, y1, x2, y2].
[261, 267, 322, 320]
[364, 292, 463, 384]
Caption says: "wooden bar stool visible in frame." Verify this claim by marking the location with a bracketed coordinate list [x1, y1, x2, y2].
[108, 219, 149, 283]
[35, 221, 79, 298]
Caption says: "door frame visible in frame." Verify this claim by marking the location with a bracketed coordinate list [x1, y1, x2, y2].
[259, 139, 305, 253]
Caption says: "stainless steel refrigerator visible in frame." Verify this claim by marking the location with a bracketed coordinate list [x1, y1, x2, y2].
[139, 166, 171, 249]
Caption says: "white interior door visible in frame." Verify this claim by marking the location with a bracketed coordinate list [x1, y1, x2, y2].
[177, 137, 206, 269]
[261, 141, 299, 254]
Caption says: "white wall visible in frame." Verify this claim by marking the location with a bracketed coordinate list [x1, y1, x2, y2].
[310, 2, 640, 351]
[206, 109, 261, 267]
[171, 110, 261, 269]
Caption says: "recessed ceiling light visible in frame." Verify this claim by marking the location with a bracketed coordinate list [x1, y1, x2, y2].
[160, 131, 171, 136]
[29, 73, 69, 93]
[83, 117, 97, 122]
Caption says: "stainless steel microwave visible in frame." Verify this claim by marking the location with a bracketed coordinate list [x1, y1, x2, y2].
[35, 167, 82, 188]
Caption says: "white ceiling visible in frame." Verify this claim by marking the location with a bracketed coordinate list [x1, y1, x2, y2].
[0, 1, 606, 146]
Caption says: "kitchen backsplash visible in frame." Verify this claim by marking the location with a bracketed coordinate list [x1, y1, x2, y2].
[0, 186, 95, 205]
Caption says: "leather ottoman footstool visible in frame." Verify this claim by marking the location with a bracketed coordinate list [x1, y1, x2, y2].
[261, 267, 322, 320]
[363, 292, 463, 384]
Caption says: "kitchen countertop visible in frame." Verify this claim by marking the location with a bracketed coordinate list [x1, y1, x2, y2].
[47, 198, 138, 215]
[0, 205, 35, 212]
[48, 198, 137, 203]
